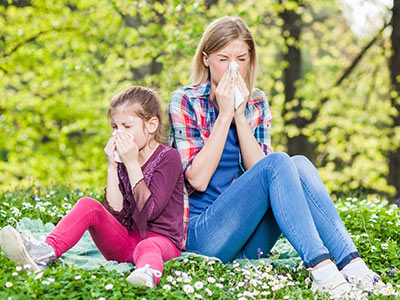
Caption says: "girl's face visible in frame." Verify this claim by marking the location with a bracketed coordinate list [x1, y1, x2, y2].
[203, 39, 250, 88]
[110, 107, 156, 151]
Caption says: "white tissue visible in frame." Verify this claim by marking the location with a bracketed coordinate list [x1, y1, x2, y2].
[228, 62, 245, 110]
[112, 130, 134, 163]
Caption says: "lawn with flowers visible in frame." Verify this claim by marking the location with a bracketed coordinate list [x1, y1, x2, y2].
[0, 186, 399, 299]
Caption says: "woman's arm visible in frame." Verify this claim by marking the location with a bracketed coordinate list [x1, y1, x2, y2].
[186, 113, 232, 191]
[186, 70, 237, 191]
[234, 76, 270, 170]
[235, 114, 266, 170]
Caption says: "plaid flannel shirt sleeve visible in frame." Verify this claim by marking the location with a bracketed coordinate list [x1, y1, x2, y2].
[168, 90, 204, 175]
[252, 89, 273, 154]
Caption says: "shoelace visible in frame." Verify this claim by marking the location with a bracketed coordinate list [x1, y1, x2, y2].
[140, 264, 162, 278]
[20, 234, 55, 265]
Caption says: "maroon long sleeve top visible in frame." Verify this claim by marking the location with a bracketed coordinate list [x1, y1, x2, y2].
[102, 144, 185, 249]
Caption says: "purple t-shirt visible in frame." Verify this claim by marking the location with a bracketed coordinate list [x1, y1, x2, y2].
[102, 144, 185, 249]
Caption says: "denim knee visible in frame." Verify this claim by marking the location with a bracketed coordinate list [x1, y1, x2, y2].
[291, 155, 311, 168]
[262, 152, 291, 167]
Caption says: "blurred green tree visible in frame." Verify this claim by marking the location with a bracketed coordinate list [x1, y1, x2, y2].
[0, 0, 398, 198]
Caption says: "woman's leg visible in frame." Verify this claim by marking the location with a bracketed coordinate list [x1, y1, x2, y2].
[132, 233, 181, 286]
[291, 155, 360, 269]
[186, 152, 330, 267]
[234, 208, 281, 260]
[46, 197, 135, 263]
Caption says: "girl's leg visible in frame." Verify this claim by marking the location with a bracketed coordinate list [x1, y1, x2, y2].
[291, 156, 360, 269]
[132, 233, 181, 286]
[46, 197, 135, 263]
[186, 152, 330, 268]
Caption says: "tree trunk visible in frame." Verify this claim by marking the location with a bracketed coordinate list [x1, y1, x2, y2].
[388, 0, 400, 198]
[279, 0, 315, 159]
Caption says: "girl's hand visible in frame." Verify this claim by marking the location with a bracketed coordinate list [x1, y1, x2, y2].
[114, 131, 139, 166]
[104, 136, 117, 167]
[215, 66, 235, 120]
[234, 71, 250, 120]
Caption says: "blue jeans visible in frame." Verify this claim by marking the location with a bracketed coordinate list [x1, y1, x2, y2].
[186, 152, 360, 269]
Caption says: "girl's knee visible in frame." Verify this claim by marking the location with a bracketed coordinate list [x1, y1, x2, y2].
[75, 197, 103, 212]
[134, 239, 162, 259]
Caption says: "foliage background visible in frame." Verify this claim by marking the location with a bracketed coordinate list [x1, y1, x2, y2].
[0, 0, 399, 198]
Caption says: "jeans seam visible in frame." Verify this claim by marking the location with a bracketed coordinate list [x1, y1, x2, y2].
[264, 164, 306, 262]
[299, 176, 352, 261]
[193, 165, 268, 229]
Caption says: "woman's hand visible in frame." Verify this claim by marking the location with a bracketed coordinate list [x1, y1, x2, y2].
[104, 136, 117, 168]
[234, 71, 250, 120]
[214, 67, 235, 120]
[115, 131, 139, 166]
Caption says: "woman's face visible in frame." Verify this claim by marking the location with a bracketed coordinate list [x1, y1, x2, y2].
[203, 39, 250, 88]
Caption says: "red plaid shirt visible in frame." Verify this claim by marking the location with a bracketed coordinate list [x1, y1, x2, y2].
[168, 80, 273, 193]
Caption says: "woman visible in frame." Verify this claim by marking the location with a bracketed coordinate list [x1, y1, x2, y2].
[169, 16, 383, 299]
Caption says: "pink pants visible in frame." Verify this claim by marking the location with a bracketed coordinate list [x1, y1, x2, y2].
[45, 197, 181, 285]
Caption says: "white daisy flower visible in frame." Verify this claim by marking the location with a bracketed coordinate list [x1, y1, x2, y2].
[194, 281, 203, 290]
[183, 284, 194, 294]
[105, 284, 113, 290]
[5, 282, 13, 288]
[207, 277, 216, 283]
[205, 288, 213, 296]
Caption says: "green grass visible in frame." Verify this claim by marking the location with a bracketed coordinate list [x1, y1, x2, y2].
[0, 186, 399, 299]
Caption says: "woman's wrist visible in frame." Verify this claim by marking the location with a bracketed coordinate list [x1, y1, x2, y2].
[234, 112, 247, 125]
[217, 111, 234, 124]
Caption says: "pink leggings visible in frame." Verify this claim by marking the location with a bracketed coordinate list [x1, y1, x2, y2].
[45, 197, 181, 285]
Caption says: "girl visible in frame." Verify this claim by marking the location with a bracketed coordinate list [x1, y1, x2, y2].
[1, 86, 184, 288]
[168, 16, 383, 299]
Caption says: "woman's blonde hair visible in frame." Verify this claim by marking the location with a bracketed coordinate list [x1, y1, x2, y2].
[191, 16, 258, 92]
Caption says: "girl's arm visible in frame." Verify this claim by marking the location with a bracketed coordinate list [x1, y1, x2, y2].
[114, 131, 145, 206]
[123, 147, 182, 222]
[104, 137, 123, 211]
[140, 149, 183, 220]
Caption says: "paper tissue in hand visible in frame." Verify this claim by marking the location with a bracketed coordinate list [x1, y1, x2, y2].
[112, 130, 134, 163]
[228, 61, 245, 110]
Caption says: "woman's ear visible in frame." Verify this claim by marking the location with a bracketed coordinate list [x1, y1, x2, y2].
[202, 51, 209, 67]
[145, 116, 159, 135]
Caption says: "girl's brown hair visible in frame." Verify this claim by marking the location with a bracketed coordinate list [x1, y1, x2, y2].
[108, 86, 164, 143]
[191, 16, 258, 92]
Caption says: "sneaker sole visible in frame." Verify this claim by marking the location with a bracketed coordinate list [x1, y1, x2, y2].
[0, 225, 41, 272]
[126, 272, 153, 287]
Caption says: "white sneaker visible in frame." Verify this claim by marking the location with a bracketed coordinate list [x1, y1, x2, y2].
[126, 264, 162, 288]
[0, 225, 55, 272]
[343, 269, 385, 292]
[311, 272, 364, 299]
